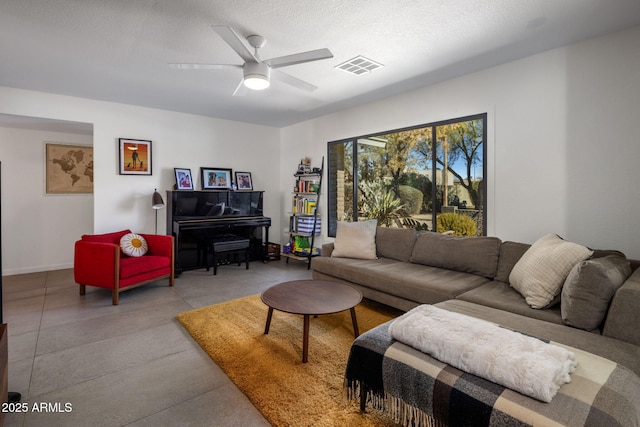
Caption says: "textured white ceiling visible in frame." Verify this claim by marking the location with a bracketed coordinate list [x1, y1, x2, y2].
[1, 0, 640, 128]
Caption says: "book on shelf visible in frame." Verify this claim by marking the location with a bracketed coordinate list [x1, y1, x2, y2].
[294, 196, 317, 214]
[296, 180, 320, 193]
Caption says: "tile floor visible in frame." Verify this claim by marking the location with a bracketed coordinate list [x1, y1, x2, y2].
[2, 259, 313, 426]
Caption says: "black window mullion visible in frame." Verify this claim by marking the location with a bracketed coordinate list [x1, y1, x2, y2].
[431, 125, 438, 233]
[351, 139, 359, 222]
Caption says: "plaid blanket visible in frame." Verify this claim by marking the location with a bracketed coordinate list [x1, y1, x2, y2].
[345, 321, 640, 427]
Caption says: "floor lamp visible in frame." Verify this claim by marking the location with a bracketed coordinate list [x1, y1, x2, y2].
[152, 189, 165, 234]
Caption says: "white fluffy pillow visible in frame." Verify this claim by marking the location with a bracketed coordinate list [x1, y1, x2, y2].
[120, 233, 148, 257]
[509, 234, 593, 309]
[331, 220, 378, 260]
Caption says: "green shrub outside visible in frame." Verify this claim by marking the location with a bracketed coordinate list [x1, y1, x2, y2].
[399, 185, 423, 215]
[436, 213, 477, 236]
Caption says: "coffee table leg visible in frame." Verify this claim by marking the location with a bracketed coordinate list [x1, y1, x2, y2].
[264, 307, 273, 334]
[350, 307, 360, 337]
[303, 314, 310, 363]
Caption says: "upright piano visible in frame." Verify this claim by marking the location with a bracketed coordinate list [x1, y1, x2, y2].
[166, 190, 271, 274]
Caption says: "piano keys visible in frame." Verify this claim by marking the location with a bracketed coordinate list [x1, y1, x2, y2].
[166, 190, 271, 274]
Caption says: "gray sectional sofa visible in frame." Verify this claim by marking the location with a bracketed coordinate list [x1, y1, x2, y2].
[312, 226, 640, 425]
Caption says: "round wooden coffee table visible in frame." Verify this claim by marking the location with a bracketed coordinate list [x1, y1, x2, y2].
[261, 280, 363, 363]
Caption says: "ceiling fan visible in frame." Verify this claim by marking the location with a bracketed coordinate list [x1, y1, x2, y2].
[170, 25, 334, 96]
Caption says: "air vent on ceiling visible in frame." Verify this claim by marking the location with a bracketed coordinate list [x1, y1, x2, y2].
[335, 55, 384, 76]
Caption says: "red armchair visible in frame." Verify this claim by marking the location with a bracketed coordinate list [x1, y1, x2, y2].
[74, 229, 175, 305]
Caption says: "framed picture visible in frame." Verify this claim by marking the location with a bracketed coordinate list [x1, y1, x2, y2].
[119, 138, 152, 175]
[45, 143, 94, 194]
[235, 171, 253, 190]
[174, 168, 194, 190]
[201, 167, 232, 190]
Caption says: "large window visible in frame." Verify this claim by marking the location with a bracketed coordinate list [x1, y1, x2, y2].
[328, 113, 487, 236]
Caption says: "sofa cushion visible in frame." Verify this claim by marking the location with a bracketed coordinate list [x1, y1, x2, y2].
[509, 234, 593, 309]
[494, 241, 531, 283]
[592, 249, 627, 259]
[312, 256, 490, 304]
[375, 227, 416, 262]
[119, 256, 171, 280]
[409, 232, 502, 278]
[456, 281, 563, 325]
[331, 220, 378, 259]
[603, 267, 640, 346]
[561, 255, 632, 331]
[493, 243, 620, 285]
[81, 229, 131, 245]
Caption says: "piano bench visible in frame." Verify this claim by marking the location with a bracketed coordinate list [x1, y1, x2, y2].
[206, 235, 250, 275]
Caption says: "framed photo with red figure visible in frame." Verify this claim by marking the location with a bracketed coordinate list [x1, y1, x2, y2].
[119, 138, 152, 175]
[235, 171, 253, 190]
[174, 168, 194, 190]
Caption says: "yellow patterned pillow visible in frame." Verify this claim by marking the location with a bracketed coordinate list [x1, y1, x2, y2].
[120, 233, 148, 257]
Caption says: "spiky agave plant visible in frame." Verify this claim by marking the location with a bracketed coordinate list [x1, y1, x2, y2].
[359, 180, 404, 227]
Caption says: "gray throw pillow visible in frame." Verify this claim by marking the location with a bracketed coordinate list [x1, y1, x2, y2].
[561, 255, 632, 331]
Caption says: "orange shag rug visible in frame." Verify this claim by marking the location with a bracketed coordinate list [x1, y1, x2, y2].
[177, 294, 402, 426]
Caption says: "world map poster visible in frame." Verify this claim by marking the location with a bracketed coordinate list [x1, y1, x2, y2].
[45, 143, 94, 194]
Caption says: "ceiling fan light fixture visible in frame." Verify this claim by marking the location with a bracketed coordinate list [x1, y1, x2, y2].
[243, 62, 271, 90]
[244, 75, 270, 90]
[172, 26, 332, 94]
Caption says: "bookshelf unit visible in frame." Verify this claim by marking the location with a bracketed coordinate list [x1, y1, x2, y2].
[282, 157, 323, 269]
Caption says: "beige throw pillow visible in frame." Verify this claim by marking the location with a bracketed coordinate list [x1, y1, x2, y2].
[331, 220, 378, 260]
[509, 234, 593, 309]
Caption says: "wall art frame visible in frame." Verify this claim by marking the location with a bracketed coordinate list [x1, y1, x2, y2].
[45, 142, 94, 194]
[119, 138, 152, 175]
[201, 167, 232, 190]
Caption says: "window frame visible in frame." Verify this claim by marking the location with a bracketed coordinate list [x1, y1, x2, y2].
[327, 113, 487, 237]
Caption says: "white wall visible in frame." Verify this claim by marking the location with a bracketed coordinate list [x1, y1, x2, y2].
[0, 89, 281, 274]
[281, 25, 640, 258]
[2, 25, 639, 273]
[0, 127, 93, 274]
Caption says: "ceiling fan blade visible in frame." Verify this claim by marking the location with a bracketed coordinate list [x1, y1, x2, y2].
[212, 25, 258, 64]
[232, 79, 248, 96]
[266, 48, 333, 69]
[169, 63, 241, 70]
[272, 69, 318, 92]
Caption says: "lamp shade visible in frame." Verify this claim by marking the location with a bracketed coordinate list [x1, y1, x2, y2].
[152, 189, 164, 209]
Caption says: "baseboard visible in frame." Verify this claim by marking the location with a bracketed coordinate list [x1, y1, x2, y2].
[2, 263, 73, 276]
